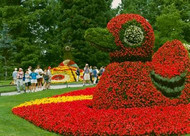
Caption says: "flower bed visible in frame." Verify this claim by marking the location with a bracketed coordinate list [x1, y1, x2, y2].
[12, 88, 190, 136]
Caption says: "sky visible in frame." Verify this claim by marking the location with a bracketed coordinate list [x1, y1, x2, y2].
[111, 0, 121, 9]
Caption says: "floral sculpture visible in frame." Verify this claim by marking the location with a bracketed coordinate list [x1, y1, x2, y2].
[51, 59, 83, 83]
[12, 14, 190, 135]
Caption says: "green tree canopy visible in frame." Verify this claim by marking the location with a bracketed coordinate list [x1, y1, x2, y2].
[119, 0, 190, 51]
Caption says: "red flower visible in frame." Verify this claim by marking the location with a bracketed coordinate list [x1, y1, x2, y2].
[152, 40, 189, 78]
[51, 75, 65, 80]
[92, 61, 190, 109]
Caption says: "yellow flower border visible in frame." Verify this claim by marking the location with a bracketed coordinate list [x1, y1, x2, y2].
[14, 95, 93, 108]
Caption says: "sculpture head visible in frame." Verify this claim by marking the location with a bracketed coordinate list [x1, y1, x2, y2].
[107, 14, 155, 62]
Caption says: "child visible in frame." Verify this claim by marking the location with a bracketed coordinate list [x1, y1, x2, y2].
[30, 69, 38, 92]
[25, 69, 31, 92]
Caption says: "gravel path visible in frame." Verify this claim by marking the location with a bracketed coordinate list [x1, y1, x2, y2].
[0, 83, 93, 96]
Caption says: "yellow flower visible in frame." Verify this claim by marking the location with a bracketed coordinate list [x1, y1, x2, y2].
[14, 95, 93, 108]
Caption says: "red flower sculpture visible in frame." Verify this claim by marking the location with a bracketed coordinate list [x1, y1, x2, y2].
[107, 14, 155, 62]
[152, 40, 189, 78]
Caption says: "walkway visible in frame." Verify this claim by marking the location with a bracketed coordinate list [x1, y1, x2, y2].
[0, 83, 93, 96]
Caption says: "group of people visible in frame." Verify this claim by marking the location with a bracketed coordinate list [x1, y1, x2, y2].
[12, 64, 105, 93]
[76, 64, 105, 86]
[12, 65, 51, 93]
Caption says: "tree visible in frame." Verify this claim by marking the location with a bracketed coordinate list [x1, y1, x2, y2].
[120, 0, 164, 27]
[0, 24, 16, 79]
[120, 0, 190, 51]
[0, 0, 116, 72]
[154, 5, 186, 51]
[59, 0, 114, 68]
[0, 0, 63, 70]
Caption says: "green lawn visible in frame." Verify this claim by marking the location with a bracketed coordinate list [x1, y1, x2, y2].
[0, 87, 87, 136]
[0, 80, 17, 93]
[0, 86, 17, 93]
[0, 80, 84, 93]
[0, 80, 13, 86]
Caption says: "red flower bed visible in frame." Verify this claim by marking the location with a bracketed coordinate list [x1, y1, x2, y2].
[92, 61, 190, 109]
[51, 75, 65, 80]
[12, 89, 190, 136]
[52, 87, 96, 97]
[107, 14, 155, 62]
[152, 40, 189, 78]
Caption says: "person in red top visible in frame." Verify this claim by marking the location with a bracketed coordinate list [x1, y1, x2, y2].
[17, 68, 24, 93]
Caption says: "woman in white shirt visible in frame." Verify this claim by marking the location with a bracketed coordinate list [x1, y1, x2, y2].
[35, 65, 44, 90]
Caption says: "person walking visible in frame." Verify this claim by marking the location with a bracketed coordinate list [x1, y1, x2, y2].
[35, 65, 44, 90]
[99, 66, 105, 76]
[30, 69, 38, 92]
[92, 66, 98, 85]
[12, 68, 17, 85]
[83, 64, 90, 86]
[28, 66, 32, 74]
[75, 67, 80, 82]
[25, 69, 31, 92]
[43, 69, 50, 90]
[96, 67, 100, 84]
[89, 66, 93, 84]
[16, 68, 24, 93]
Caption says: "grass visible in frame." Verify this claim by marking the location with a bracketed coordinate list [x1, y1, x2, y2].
[0, 80, 82, 93]
[0, 80, 84, 93]
[0, 80, 17, 93]
[0, 80, 12, 86]
[0, 86, 88, 136]
[0, 86, 17, 93]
